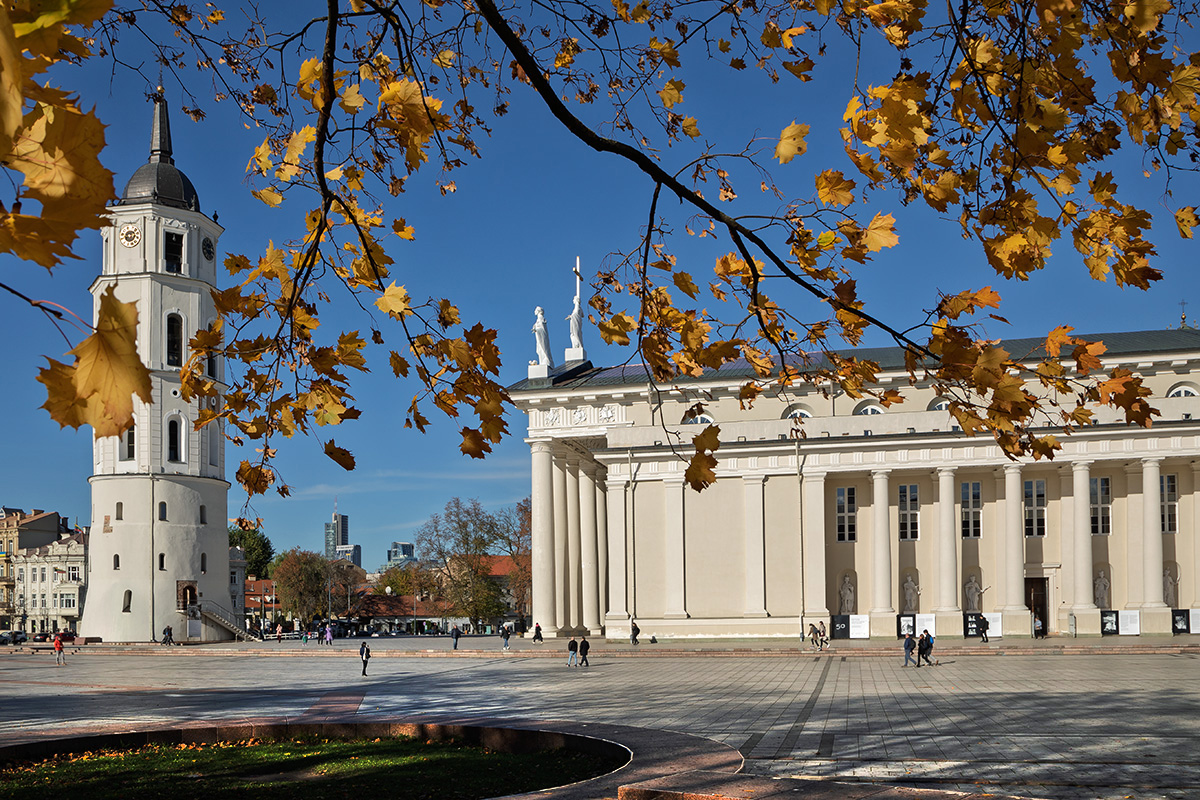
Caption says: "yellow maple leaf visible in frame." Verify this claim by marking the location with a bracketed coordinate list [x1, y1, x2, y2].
[38, 285, 153, 438]
[1174, 207, 1198, 238]
[1124, 0, 1171, 32]
[324, 440, 356, 470]
[339, 83, 365, 114]
[253, 187, 283, 207]
[775, 121, 809, 164]
[680, 116, 701, 138]
[862, 212, 899, 251]
[275, 126, 315, 182]
[673, 271, 700, 299]
[375, 282, 411, 318]
[658, 79, 685, 109]
[815, 169, 855, 205]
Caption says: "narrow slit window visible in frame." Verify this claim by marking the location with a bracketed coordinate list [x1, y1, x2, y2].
[168, 418, 181, 462]
[158, 501, 168, 521]
[199, 505, 207, 525]
[166, 314, 183, 367]
[120, 426, 135, 461]
[113, 554, 120, 570]
[115, 502, 123, 521]
[200, 553, 207, 574]
[122, 589, 132, 613]
[158, 553, 165, 571]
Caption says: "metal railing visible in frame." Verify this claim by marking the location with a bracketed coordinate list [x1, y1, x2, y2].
[198, 599, 261, 641]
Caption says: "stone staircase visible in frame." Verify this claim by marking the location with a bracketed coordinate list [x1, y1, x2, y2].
[198, 600, 260, 641]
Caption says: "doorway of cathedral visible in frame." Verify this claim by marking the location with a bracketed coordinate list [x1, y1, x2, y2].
[1025, 578, 1049, 636]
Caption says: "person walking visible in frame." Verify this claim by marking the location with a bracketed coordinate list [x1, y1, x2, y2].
[1033, 614, 1045, 639]
[579, 635, 590, 667]
[325, 624, 334, 646]
[817, 621, 829, 650]
[276, 623, 283, 644]
[918, 630, 936, 666]
[808, 623, 821, 649]
[359, 641, 371, 676]
[630, 621, 640, 646]
[501, 625, 511, 651]
[567, 636, 578, 667]
[978, 615, 990, 643]
[451, 624, 461, 650]
[903, 632, 917, 667]
[53, 633, 65, 666]
[532, 623, 543, 644]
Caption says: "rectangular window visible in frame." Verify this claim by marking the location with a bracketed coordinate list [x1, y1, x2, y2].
[40, 567, 46, 582]
[1161, 474, 1178, 534]
[61, 595, 76, 609]
[835, 487, 857, 542]
[16, 568, 22, 582]
[68, 566, 80, 582]
[1090, 476, 1112, 535]
[1024, 479, 1047, 537]
[164, 232, 183, 273]
[40, 593, 46, 608]
[230, 570, 238, 586]
[120, 427, 135, 461]
[52, 594, 58, 608]
[898, 484, 919, 540]
[960, 481, 982, 538]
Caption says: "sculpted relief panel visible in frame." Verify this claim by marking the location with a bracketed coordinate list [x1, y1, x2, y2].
[533, 404, 624, 430]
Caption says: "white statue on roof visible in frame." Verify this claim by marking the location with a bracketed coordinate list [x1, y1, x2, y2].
[533, 306, 553, 368]
[565, 257, 587, 362]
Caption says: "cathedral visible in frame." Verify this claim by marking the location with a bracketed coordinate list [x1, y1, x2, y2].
[80, 98, 237, 642]
[511, 305, 1200, 640]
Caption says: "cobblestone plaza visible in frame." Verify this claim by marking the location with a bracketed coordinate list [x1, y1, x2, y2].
[2, 641, 1197, 799]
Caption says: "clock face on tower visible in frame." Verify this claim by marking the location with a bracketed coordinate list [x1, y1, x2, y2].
[202, 237, 215, 261]
[119, 223, 141, 248]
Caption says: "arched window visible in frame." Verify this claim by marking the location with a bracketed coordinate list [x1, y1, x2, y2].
[166, 314, 183, 367]
[113, 554, 120, 570]
[168, 418, 182, 462]
[158, 553, 166, 571]
[120, 426, 135, 461]
[122, 589, 132, 613]
[854, 401, 885, 416]
[1167, 382, 1199, 398]
[158, 502, 167, 521]
[200, 553, 207, 574]
[199, 505, 207, 525]
[683, 413, 715, 425]
[928, 397, 950, 411]
[784, 404, 813, 420]
[115, 502, 123, 521]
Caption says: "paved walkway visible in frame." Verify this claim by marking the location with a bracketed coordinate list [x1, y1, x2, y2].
[2, 641, 1198, 799]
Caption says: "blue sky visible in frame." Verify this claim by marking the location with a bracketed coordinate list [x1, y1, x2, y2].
[1, 12, 1196, 569]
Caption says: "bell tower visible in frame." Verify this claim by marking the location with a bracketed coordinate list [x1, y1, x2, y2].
[81, 95, 233, 642]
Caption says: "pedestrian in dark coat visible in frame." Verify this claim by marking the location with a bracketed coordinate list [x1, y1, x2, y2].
[501, 625, 511, 650]
[903, 633, 917, 666]
[567, 636, 579, 667]
[918, 630, 935, 666]
[359, 641, 371, 676]
[978, 615, 990, 643]
[630, 621, 640, 645]
[532, 623, 543, 643]
[579, 635, 590, 667]
[450, 624, 461, 650]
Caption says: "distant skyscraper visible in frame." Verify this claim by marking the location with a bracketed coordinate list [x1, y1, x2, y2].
[384, 542, 416, 570]
[334, 543, 362, 568]
[324, 512, 348, 559]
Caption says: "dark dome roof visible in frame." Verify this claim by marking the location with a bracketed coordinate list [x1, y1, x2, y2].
[116, 96, 201, 212]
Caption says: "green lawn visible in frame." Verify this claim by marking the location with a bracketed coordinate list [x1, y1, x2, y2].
[0, 736, 625, 800]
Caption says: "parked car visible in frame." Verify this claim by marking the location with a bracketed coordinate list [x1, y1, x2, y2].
[57, 632, 76, 643]
[0, 633, 11, 645]
[32, 632, 51, 642]
[9, 631, 27, 644]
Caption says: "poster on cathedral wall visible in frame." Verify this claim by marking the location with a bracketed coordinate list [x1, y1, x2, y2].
[915, 613, 936, 637]
[1171, 610, 1190, 634]
[1190, 609, 1200, 633]
[1118, 610, 1141, 635]
[983, 612, 1003, 638]
[1101, 610, 1119, 634]
[848, 614, 870, 639]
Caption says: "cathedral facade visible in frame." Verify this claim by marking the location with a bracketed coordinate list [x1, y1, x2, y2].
[510, 329, 1200, 640]
[80, 98, 235, 642]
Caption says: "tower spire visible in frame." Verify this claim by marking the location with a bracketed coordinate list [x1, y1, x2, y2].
[149, 90, 174, 165]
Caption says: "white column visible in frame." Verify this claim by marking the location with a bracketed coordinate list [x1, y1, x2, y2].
[664, 478, 688, 619]
[1073, 461, 1096, 610]
[1057, 466, 1075, 628]
[565, 455, 582, 631]
[1124, 462, 1144, 606]
[604, 479, 629, 622]
[580, 461, 601, 633]
[1003, 464, 1025, 610]
[935, 467, 959, 612]
[1143, 457, 1165, 607]
[801, 471, 828, 622]
[743, 476, 768, 617]
[529, 440, 556, 635]
[1193, 463, 1200, 609]
[552, 454, 569, 631]
[596, 476, 608, 624]
[870, 469, 894, 617]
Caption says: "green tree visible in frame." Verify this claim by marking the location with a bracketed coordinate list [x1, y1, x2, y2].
[374, 562, 424, 597]
[417, 498, 506, 628]
[5, 0, 1196, 496]
[228, 524, 275, 578]
[271, 548, 329, 623]
[493, 499, 531, 621]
